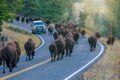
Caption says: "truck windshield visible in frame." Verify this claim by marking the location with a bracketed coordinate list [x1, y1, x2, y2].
[33, 22, 44, 25]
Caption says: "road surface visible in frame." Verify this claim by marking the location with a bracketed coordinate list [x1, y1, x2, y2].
[0, 21, 105, 80]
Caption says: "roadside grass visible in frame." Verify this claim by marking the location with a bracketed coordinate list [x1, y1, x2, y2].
[80, 37, 120, 80]
[76, 28, 120, 80]
[1, 22, 41, 55]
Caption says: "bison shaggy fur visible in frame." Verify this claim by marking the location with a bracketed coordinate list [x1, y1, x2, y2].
[24, 39, 35, 61]
[1, 42, 18, 73]
[49, 42, 57, 62]
[55, 35, 66, 60]
[107, 35, 115, 45]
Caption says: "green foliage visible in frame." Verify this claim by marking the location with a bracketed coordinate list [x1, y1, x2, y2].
[78, 11, 87, 27]
[0, 20, 2, 25]
[105, 0, 120, 38]
[20, 0, 39, 17]
[0, 0, 23, 22]
[0, 26, 2, 32]
[20, 0, 74, 23]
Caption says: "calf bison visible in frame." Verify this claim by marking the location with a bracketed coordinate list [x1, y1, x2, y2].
[49, 42, 57, 62]
[24, 39, 35, 61]
[1, 42, 18, 73]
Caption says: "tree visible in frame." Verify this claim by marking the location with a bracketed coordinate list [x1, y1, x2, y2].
[78, 11, 87, 27]
[20, 0, 75, 23]
[0, 0, 22, 32]
[105, 0, 120, 38]
[20, 0, 39, 17]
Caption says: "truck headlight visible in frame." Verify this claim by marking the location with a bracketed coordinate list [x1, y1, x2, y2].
[32, 26, 36, 29]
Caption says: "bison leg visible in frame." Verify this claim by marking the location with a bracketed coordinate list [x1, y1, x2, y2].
[9, 63, 13, 72]
[32, 51, 35, 59]
[51, 53, 53, 62]
[3, 60, 6, 73]
[29, 56, 31, 60]
[57, 54, 60, 60]
[93, 43, 96, 51]
[90, 44, 93, 51]
[53, 55, 56, 62]
[61, 50, 65, 58]
[26, 55, 28, 61]
[69, 47, 73, 57]
[66, 48, 69, 57]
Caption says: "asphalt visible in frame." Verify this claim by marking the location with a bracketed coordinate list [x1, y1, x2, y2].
[0, 21, 105, 80]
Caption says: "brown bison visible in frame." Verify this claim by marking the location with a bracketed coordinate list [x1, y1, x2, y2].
[88, 35, 97, 51]
[55, 35, 66, 60]
[24, 39, 35, 61]
[48, 24, 54, 34]
[49, 42, 58, 62]
[65, 36, 75, 57]
[95, 32, 101, 38]
[81, 30, 86, 38]
[107, 34, 115, 45]
[1, 42, 18, 73]
[73, 31, 80, 43]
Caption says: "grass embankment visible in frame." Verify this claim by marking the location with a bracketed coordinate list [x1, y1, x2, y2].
[83, 39, 120, 80]
[1, 22, 41, 55]
[77, 28, 120, 80]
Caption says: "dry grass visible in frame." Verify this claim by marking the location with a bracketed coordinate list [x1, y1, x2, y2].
[83, 38, 120, 80]
[1, 22, 41, 55]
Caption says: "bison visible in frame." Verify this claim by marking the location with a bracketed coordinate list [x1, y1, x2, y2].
[95, 32, 101, 39]
[55, 35, 66, 60]
[49, 42, 58, 62]
[24, 39, 35, 61]
[65, 37, 75, 57]
[88, 35, 97, 51]
[81, 30, 86, 38]
[48, 24, 54, 34]
[1, 42, 18, 73]
[73, 31, 80, 44]
[107, 34, 115, 45]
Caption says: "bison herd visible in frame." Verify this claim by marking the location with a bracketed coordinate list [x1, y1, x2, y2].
[0, 20, 115, 74]
[48, 23, 102, 62]
[0, 38, 35, 73]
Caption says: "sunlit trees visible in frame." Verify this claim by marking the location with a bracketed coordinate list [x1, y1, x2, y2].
[105, 0, 120, 38]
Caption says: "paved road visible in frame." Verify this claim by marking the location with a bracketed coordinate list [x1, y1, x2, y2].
[0, 21, 104, 80]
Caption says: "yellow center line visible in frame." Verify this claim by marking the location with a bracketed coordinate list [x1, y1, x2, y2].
[0, 58, 50, 80]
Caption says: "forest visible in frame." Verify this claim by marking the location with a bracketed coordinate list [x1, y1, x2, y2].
[0, 0, 120, 38]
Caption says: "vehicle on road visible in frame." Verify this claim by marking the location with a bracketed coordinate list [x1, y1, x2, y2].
[31, 20, 46, 34]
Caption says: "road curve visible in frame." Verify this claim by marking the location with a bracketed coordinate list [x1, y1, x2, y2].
[0, 21, 105, 80]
